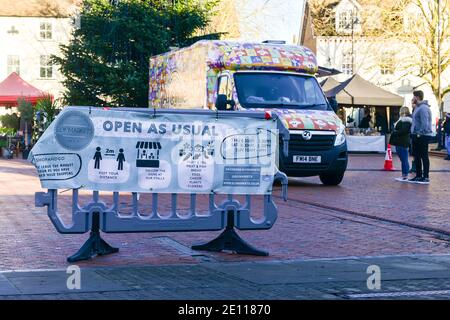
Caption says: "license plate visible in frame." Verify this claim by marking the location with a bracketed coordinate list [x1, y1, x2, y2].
[293, 155, 321, 163]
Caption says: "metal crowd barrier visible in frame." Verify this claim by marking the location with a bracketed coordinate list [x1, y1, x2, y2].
[34, 108, 290, 262]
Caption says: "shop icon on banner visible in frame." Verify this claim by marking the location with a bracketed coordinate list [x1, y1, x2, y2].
[136, 141, 162, 168]
[136, 141, 171, 190]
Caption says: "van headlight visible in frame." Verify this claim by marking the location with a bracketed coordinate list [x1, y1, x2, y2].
[334, 124, 346, 146]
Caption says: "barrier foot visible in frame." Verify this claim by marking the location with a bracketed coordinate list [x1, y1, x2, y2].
[67, 212, 119, 262]
[191, 211, 268, 256]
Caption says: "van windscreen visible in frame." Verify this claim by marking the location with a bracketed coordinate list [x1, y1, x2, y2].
[234, 72, 330, 111]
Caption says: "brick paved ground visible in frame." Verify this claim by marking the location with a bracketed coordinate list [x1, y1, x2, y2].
[287, 154, 450, 233]
[0, 155, 449, 271]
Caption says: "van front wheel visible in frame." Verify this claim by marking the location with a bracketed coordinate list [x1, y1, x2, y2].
[319, 171, 345, 186]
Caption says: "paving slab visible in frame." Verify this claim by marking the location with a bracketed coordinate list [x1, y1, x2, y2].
[94, 265, 250, 290]
[204, 257, 450, 285]
[0, 274, 19, 295]
[1, 269, 127, 295]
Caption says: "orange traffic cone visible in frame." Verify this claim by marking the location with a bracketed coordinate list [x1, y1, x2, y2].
[384, 144, 395, 171]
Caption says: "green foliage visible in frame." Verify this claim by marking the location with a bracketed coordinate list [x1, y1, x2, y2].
[0, 127, 16, 137]
[17, 97, 34, 122]
[34, 95, 61, 142]
[35, 95, 60, 125]
[54, 0, 218, 108]
[0, 113, 20, 131]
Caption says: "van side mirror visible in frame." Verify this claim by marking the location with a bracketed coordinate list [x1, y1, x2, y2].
[216, 94, 228, 110]
[216, 94, 236, 111]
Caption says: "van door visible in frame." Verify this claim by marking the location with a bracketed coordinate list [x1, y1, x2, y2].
[217, 73, 234, 110]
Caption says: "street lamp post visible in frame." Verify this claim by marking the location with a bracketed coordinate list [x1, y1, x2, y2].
[346, 10, 359, 75]
[437, 0, 443, 149]
[437, 0, 442, 119]
[351, 14, 354, 73]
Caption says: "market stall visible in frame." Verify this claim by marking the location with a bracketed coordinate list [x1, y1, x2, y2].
[0, 72, 50, 106]
[322, 74, 404, 152]
[344, 129, 386, 152]
[0, 72, 52, 147]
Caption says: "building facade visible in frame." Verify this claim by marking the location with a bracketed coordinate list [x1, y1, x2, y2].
[0, 0, 79, 105]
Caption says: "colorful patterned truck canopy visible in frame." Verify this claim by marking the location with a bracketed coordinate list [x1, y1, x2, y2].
[149, 41, 318, 110]
[206, 41, 318, 72]
[268, 109, 341, 132]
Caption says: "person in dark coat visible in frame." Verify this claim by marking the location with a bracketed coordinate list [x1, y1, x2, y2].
[359, 110, 372, 129]
[444, 113, 450, 160]
[409, 100, 417, 173]
[327, 96, 338, 113]
[389, 106, 412, 181]
[375, 111, 388, 134]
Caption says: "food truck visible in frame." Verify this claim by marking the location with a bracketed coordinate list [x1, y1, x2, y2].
[149, 40, 347, 185]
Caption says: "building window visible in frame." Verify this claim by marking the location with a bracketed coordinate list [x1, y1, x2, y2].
[337, 10, 359, 32]
[40, 55, 53, 78]
[7, 55, 20, 75]
[380, 52, 395, 75]
[339, 11, 351, 30]
[40, 22, 52, 40]
[342, 52, 353, 75]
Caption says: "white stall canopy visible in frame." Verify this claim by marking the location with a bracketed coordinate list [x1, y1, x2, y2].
[322, 74, 404, 107]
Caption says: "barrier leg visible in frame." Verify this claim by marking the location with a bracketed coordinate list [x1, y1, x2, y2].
[67, 212, 119, 262]
[191, 210, 268, 256]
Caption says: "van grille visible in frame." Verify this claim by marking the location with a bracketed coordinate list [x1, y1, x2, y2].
[282, 163, 329, 171]
[288, 133, 335, 152]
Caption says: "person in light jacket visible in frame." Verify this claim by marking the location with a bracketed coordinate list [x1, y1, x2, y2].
[389, 106, 412, 182]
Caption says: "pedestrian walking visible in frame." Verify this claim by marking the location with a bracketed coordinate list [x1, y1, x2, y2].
[444, 113, 450, 160]
[408, 91, 433, 184]
[389, 106, 412, 182]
